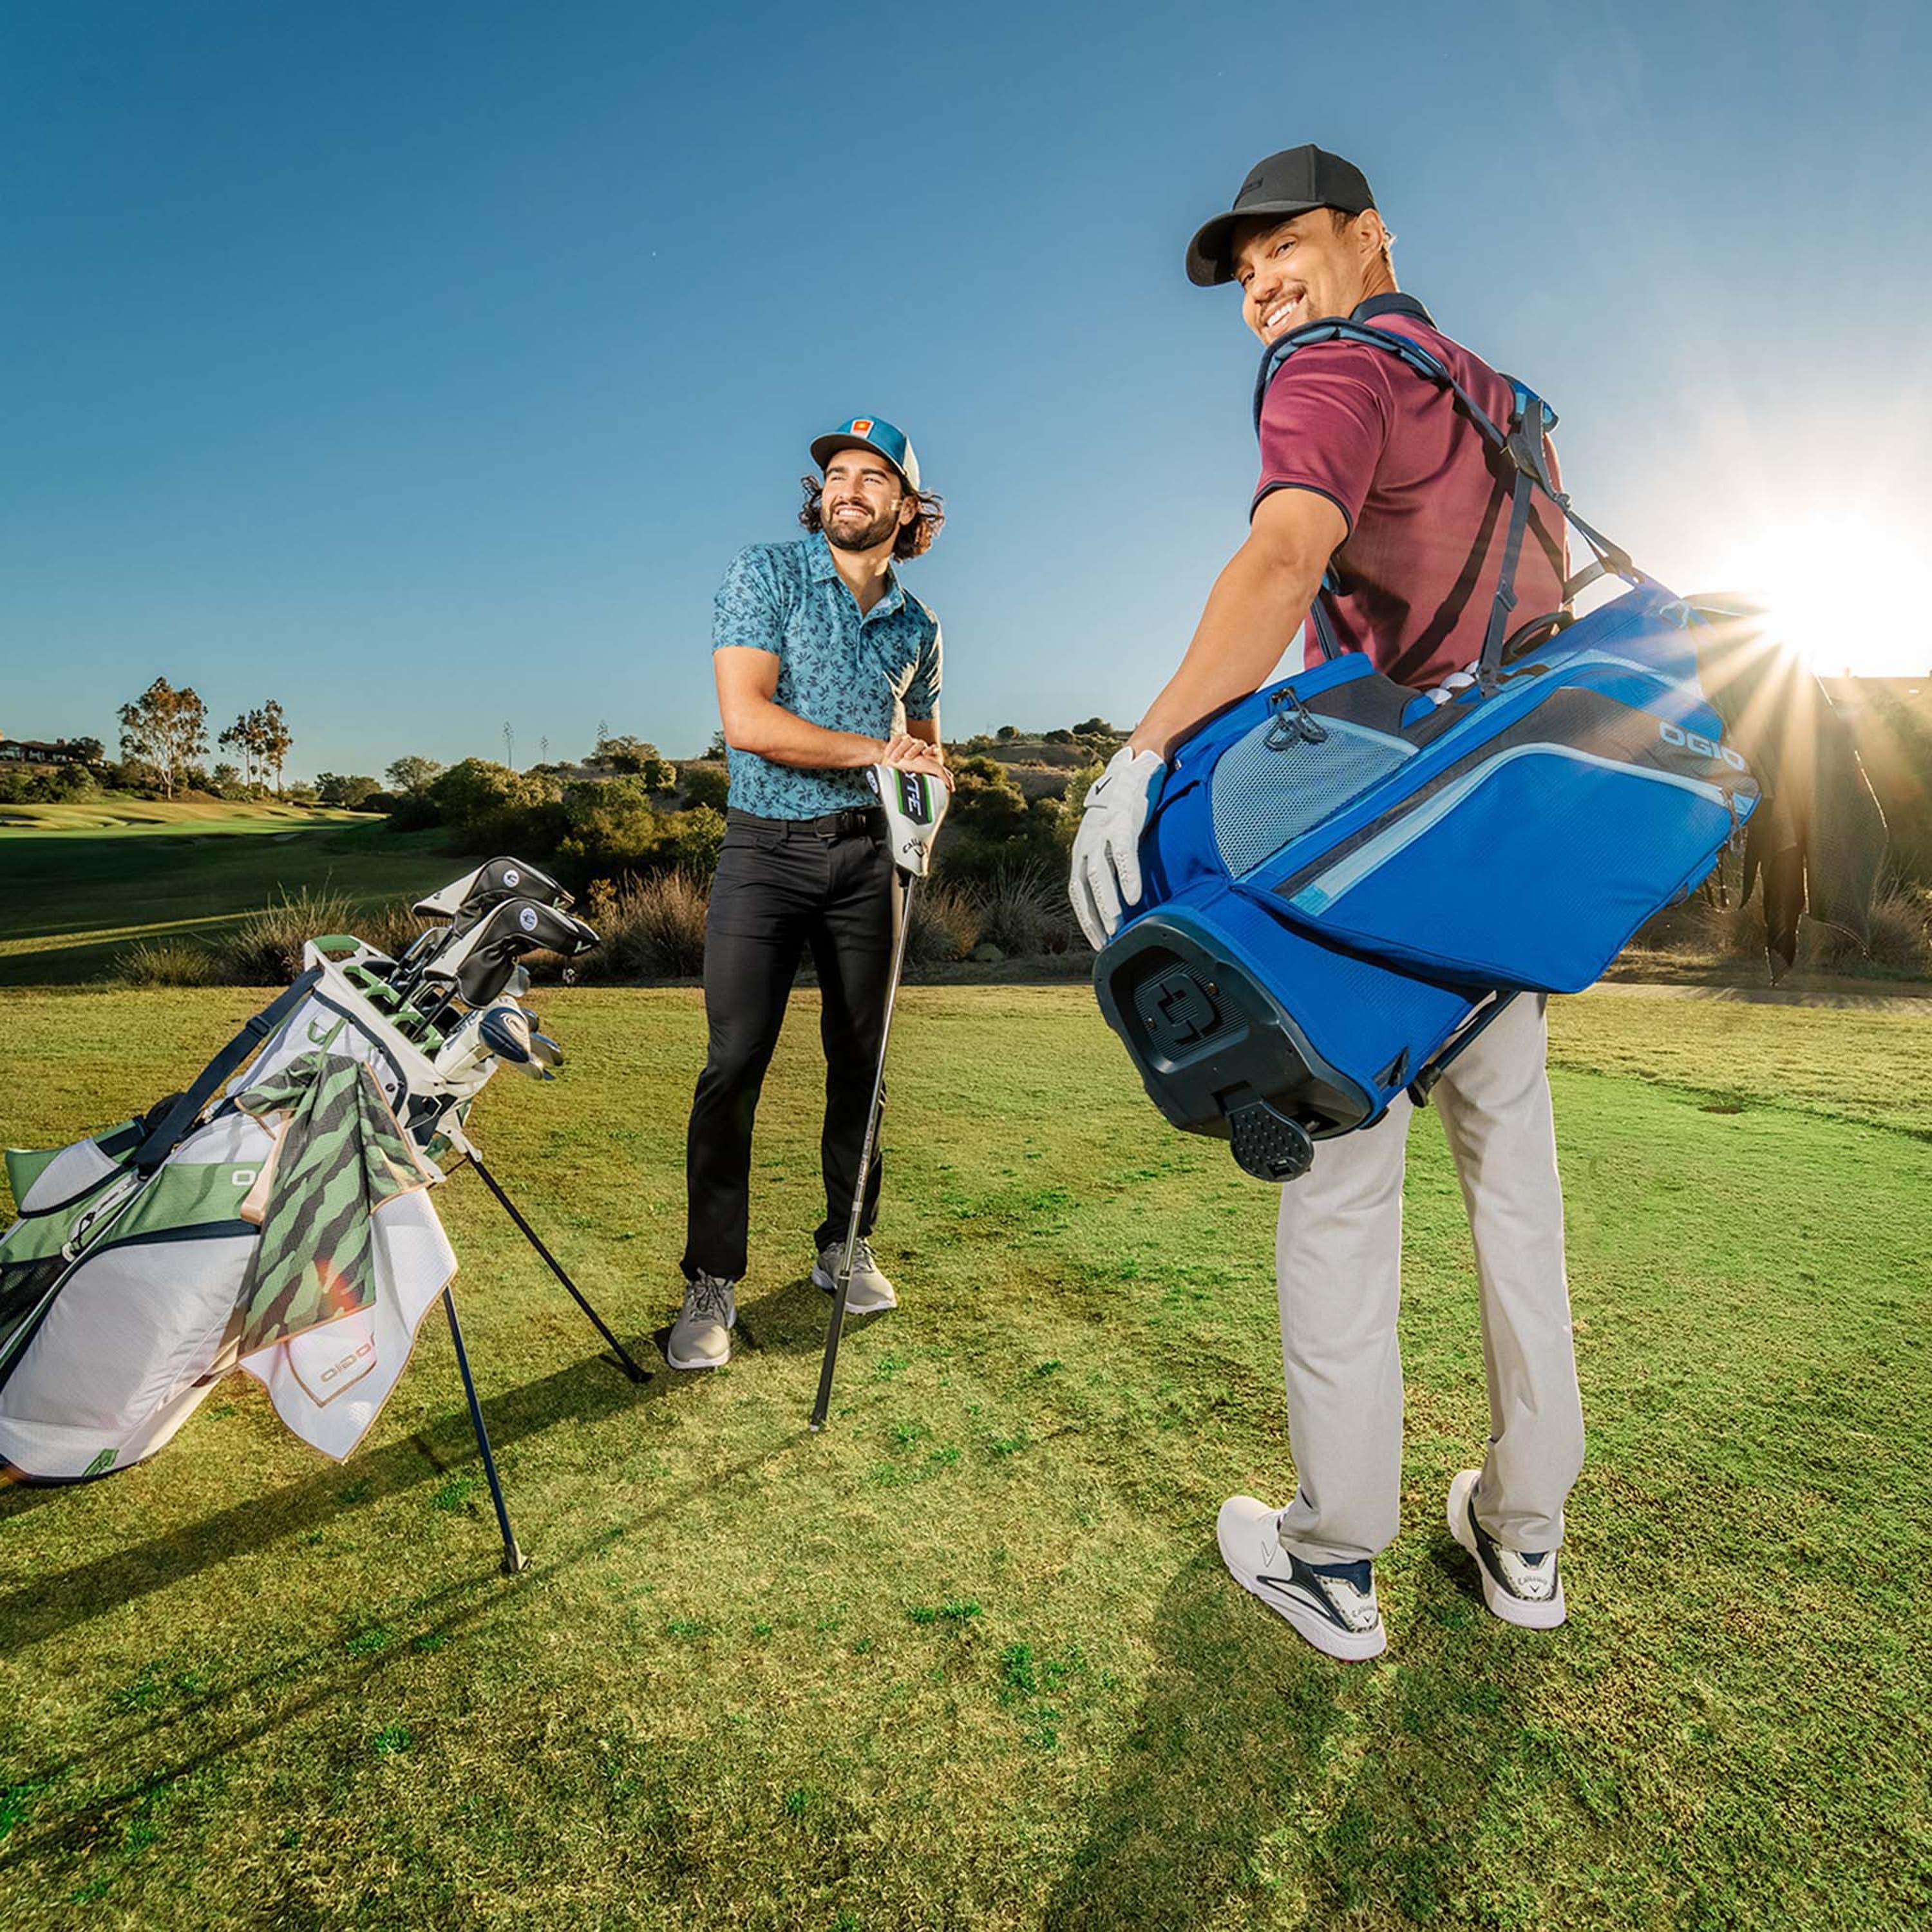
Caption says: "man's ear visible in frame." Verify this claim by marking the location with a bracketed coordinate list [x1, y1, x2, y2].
[898, 490, 917, 526]
[1354, 209, 1388, 258]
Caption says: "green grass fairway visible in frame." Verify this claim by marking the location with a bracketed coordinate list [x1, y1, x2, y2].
[0, 804, 454, 985]
[1, 987, 1927, 1929]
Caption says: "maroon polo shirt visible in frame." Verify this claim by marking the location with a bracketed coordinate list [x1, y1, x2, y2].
[1254, 296, 1568, 692]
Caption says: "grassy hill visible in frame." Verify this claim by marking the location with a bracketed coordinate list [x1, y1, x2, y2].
[1, 986, 1926, 1928]
[0, 802, 455, 986]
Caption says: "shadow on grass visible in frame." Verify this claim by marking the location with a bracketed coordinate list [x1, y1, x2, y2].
[0, 1434, 809, 1879]
[0, 1348, 660, 1647]
[1043, 1538, 1557, 1929]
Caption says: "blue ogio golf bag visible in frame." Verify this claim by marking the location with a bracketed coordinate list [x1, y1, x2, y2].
[1094, 320, 1765, 1182]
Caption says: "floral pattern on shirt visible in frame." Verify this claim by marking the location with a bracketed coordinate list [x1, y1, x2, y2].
[711, 531, 942, 818]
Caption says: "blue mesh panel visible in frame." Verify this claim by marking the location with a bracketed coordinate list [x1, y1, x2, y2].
[1212, 717, 1414, 878]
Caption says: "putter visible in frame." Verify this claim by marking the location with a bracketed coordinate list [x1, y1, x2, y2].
[811, 761, 949, 1430]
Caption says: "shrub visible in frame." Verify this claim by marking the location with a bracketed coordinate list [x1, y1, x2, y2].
[427, 759, 566, 855]
[583, 872, 710, 979]
[973, 863, 1079, 956]
[679, 762, 732, 812]
[906, 882, 983, 965]
[1801, 882, 1931, 975]
[670, 804, 726, 876]
[219, 887, 358, 983]
[117, 938, 221, 986]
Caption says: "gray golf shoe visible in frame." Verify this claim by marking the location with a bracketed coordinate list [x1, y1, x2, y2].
[811, 1238, 897, 1314]
[1447, 1470, 1566, 1629]
[666, 1271, 737, 1370]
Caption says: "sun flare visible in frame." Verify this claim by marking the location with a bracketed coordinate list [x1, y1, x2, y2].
[1704, 515, 1932, 681]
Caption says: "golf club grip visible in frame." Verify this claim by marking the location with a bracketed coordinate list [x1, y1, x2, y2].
[811, 872, 916, 1428]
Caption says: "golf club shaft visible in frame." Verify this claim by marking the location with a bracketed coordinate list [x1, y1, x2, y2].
[466, 1153, 651, 1384]
[811, 873, 916, 1430]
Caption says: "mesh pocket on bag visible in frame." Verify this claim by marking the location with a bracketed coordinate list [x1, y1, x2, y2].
[1211, 716, 1414, 877]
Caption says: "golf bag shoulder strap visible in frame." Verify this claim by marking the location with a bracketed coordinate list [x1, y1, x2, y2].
[132, 966, 325, 1175]
[1255, 317, 1643, 687]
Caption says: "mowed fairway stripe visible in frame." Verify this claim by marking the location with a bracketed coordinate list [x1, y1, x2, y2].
[0, 987, 1927, 1931]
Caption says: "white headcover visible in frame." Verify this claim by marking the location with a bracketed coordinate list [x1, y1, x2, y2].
[872, 764, 949, 878]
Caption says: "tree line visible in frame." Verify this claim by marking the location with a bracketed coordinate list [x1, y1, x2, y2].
[109, 677, 296, 801]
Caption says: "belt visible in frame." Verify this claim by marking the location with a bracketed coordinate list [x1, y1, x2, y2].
[726, 804, 883, 841]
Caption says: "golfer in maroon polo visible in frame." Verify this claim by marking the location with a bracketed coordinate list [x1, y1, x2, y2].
[1072, 146, 1586, 1660]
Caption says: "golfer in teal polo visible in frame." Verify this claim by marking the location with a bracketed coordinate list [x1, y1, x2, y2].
[668, 418, 949, 1370]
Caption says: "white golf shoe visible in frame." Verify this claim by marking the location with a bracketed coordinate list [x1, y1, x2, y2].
[1447, 1470, 1566, 1629]
[665, 1272, 737, 1371]
[1217, 1495, 1387, 1662]
[811, 1238, 897, 1314]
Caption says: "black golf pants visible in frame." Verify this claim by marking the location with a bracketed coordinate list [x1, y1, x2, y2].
[681, 811, 898, 1283]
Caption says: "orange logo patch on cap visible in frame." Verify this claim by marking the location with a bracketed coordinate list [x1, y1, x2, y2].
[850, 419, 873, 436]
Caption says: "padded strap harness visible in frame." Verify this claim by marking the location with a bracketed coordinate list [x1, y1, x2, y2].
[1254, 316, 1647, 690]
[132, 967, 325, 1174]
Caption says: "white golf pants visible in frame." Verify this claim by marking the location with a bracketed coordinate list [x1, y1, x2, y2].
[1273, 993, 1584, 1564]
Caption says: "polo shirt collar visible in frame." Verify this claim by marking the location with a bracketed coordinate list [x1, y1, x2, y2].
[1353, 291, 1436, 328]
[806, 528, 905, 618]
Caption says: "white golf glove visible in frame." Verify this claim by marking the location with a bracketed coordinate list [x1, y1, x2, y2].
[1069, 746, 1166, 950]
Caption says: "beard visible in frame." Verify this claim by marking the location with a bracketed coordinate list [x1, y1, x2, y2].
[823, 499, 900, 553]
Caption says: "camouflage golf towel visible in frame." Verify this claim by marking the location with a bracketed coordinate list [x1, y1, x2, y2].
[234, 1051, 437, 1352]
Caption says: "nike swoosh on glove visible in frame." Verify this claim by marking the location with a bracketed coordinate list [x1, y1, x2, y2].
[1069, 747, 1166, 950]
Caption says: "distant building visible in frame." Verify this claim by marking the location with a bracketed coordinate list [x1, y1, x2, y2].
[0, 737, 97, 766]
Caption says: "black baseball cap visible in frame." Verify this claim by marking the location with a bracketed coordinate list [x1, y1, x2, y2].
[1185, 144, 1377, 287]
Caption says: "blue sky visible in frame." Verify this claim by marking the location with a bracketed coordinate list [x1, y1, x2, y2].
[5, 0, 1929, 781]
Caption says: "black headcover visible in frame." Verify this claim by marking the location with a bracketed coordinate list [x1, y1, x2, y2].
[453, 900, 600, 1008]
[1689, 598, 1888, 973]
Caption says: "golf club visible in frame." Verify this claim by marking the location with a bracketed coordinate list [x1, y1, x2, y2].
[811, 761, 949, 1430]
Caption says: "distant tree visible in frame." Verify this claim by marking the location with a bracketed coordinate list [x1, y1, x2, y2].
[1072, 717, 1115, 737]
[117, 677, 209, 800]
[317, 773, 382, 809]
[218, 715, 255, 786]
[69, 736, 105, 765]
[996, 724, 1020, 741]
[1043, 728, 1075, 746]
[706, 728, 728, 760]
[211, 761, 242, 791]
[386, 754, 443, 795]
[502, 721, 516, 768]
[254, 699, 293, 797]
[591, 734, 675, 790]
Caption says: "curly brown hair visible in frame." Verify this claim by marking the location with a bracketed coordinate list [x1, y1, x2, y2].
[799, 473, 945, 561]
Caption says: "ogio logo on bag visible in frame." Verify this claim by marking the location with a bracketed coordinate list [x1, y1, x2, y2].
[83, 1448, 117, 1478]
[321, 1339, 375, 1385]
[518, 907, 538, 933]
[1658, 719, 1747, 771]
[504, 867, 521, 886]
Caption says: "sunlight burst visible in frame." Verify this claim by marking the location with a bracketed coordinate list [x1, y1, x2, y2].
[1704, 515, 1932, 680]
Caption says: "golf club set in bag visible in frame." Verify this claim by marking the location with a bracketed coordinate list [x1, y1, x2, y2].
[2, 770, 950, 1569]
[0, 856, 647, 1574]
[1092, 319, 1886, 1182]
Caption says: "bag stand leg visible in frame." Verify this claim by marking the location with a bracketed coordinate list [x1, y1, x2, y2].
[442, 1287, 527, 1577]
[464, 1153, 652, 1385]
[1407, 991, 1517, 1106]
[811, 875, 917, 1432]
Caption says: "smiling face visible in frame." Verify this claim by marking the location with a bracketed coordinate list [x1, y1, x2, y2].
[819, 446, 913, 554]
[1232, 207, 1394, 343]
